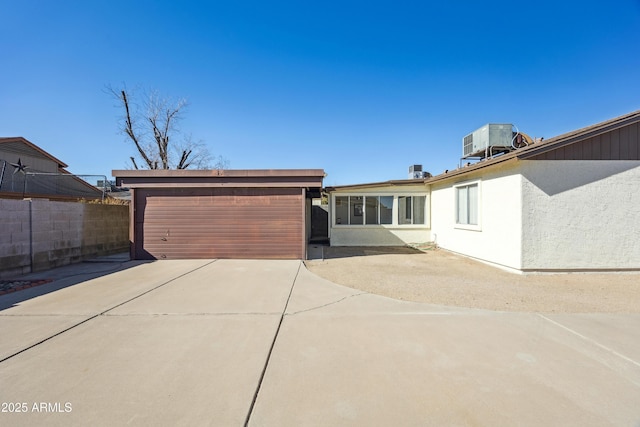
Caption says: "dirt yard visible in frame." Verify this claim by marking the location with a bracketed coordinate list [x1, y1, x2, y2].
[305, 246, 640, 313]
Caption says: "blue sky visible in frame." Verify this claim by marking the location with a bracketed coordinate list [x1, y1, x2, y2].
[2, 0, 639, 186]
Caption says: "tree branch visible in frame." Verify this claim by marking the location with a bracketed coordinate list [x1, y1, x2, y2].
[109, 85, 224, 170]
[120, 89, 155, 169]
[129, 156, 139, 170]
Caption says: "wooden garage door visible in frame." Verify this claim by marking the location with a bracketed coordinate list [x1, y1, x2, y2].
[134, 187, 304, 259]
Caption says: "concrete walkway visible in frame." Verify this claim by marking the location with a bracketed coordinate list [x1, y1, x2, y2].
[0, 260, 639, 426]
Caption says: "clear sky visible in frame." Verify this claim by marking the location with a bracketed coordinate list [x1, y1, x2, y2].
[2, 0, 639, 186]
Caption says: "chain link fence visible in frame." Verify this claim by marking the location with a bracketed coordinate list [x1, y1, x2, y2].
[0, 159, 107, 200]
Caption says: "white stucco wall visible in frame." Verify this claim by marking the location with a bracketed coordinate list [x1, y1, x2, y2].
[329, 184, 430, 246]
[520, 160, 640, 271]
[430, 163, 523, 271]
[330, 226, 429, 246]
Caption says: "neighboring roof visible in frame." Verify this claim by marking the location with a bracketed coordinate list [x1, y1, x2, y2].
[113, 169, 326, 189]
[424, 109, 640, 184]
[0, 137, 68, 168]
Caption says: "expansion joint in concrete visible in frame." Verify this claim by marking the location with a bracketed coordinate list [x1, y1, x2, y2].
[287, 292, 368, 315]
[244, 261, 302, 426]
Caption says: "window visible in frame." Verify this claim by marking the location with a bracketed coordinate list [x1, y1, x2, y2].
[398, 196, 426, 225]
[334, 194, 426, 226]
[350, 196, 363, 225]
[379, 196, 393, 225]
[413, 196, 426, 224]
[335, 196, 349, 225]
[455, 183, 479, 226]
[365, 196, 379, 225]
[398, 196, 412, 225]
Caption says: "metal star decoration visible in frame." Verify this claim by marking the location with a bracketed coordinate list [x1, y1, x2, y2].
[10, 158, 28, 174]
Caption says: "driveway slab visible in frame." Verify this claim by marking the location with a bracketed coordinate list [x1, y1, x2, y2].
[0, 260, 212, 316]
[0, 259, 300, 426]
[541, 313, 640, 364]
[110, 259, 300, 315]
[0, 260, 213, 361]
[0, 314, 279, 426]
[250, 268, 640, 427]
[1, 259, 639, 426]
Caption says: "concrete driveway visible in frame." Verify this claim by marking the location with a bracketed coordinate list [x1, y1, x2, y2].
[0, 259, 639, 426]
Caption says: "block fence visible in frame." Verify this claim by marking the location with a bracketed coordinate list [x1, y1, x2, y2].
[0, 198, 129, 278]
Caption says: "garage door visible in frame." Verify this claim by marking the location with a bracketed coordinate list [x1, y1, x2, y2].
[134, 187, 304, 259]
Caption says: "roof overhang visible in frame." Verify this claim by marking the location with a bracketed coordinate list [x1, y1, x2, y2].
[112, 169, 326, 190]
[325, 178, 428, 192]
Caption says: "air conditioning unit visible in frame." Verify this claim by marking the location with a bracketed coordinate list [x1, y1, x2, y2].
[462, 124, 513, 158]
[409, 164, 423, 179]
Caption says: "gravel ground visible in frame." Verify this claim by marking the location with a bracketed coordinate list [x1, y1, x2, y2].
[0, 279, 52, 296]
[305, 246, 640, 313]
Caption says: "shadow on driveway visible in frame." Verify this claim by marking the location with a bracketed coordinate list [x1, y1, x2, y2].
[0, 256, 150, 311]
[308, 245, 427, 260]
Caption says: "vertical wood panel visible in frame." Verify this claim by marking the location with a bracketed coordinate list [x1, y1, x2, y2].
[525, 120, 640, 160]
[630, 122, 639, 159]
[610, 128, 620, 159]
[619, 125, 630, 158]
[582, 138, 593, 160]
[569, 137, 581, 160]
[591, 135, 601, 160]
[600, 132, 611, 160]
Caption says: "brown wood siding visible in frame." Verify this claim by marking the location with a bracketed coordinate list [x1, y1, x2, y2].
[134, 188, 304, 259]
[530, 122, 640, 161]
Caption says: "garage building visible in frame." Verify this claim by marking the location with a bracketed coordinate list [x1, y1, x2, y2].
[113, 169, 325, 260]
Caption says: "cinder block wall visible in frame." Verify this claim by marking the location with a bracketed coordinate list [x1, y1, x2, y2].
[0, 199, 31, 277]
[0, 199, 129, 278]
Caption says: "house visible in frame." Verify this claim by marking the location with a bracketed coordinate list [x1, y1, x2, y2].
[112, 169, 325, 260]
[0, 137, 103, 200]
[327, 110, 640, 272]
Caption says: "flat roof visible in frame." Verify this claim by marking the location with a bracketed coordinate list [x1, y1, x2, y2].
[113, 168, 326, 189]
[326, 178, 427, 192]
[113, 169, 325, 178]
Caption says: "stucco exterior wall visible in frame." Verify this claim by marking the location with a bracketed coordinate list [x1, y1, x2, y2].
[0, 199, 129, 278]
[330, 226, 429, 246]
[329, 184, 430, 246]
[430, 163, 523, 271]
[520, 160, 640, 271]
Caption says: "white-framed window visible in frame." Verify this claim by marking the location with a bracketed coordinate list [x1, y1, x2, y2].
[398, 195, 426, 225]
[454, 181, 480, 229]
[335, 195, 394, 225]
[333, 194, 427, 226]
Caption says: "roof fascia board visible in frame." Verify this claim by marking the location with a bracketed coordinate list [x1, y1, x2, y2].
[326, 179, 428, 192]
[112, 169, 325, 178]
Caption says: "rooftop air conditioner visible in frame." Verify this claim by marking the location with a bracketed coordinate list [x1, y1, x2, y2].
[408, 164, 423, 179]
[462, 124, 513, 158]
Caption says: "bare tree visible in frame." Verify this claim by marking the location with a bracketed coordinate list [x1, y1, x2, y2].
[108, 85, 227, 170]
